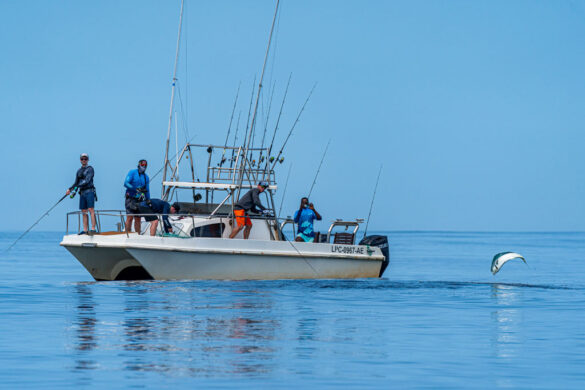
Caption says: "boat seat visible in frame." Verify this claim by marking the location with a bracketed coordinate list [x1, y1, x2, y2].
[333, 232, 355, 245]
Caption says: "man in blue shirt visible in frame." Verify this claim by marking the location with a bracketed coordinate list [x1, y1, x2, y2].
[139, 199, 180, 236]
[124, 159, 150, 233]
[66, 153, 97, 235]
[293, 197, 322, 242]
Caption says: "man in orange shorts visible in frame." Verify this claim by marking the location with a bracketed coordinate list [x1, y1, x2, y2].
[229, 181, 269, 239]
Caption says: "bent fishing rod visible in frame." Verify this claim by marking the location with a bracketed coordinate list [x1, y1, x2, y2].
[363, 164, 383, 238]
[6, 194, 69, 251]
[307, 138, 331, 198]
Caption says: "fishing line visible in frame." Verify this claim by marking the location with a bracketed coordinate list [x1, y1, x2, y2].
[286, 239, 320, 277]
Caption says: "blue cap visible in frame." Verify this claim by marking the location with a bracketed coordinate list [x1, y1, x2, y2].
[258, 181, 269, 188]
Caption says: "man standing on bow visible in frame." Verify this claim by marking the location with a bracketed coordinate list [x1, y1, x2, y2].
[66, 153, 97, 235]
[229, 181, 269, 239]
[124, 159, 150, 233]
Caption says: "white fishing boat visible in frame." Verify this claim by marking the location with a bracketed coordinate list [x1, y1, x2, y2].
[60, 0, 390, 281]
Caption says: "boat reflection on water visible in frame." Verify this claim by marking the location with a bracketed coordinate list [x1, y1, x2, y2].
[70, 282, 287, 377]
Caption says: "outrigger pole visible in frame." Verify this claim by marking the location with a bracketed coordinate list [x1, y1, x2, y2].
[162, 0, 185, 198]
[235, 0, 280, 201]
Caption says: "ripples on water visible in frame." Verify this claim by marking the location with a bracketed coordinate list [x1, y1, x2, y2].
[1, 232, 584, 389]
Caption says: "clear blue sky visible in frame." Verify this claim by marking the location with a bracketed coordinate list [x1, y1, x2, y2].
[1, 0, 584, 232]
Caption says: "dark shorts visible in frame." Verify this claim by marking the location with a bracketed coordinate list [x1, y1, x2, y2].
[138, 205, 157, 222]
[125, 197, 140, 214]
[79, 191, 95, 210]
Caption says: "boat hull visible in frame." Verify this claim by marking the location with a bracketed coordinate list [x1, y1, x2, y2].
[128, 248, 381, 280]
[61, 234, 387, 281]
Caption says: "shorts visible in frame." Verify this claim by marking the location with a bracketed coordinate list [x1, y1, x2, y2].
[296, 232, 314, 243]
[138, 205, 157, 222]
[79, 191, 95, 210]
[125, 196, 140, 214]
[234, 209, 252, 227]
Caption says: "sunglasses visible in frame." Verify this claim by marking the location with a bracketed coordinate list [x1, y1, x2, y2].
[80, 157, 88, 161]
[139, 162, 147, 167]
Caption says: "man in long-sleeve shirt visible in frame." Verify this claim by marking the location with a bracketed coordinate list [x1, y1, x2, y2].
[229, 181, 269, 239]
[124, 159, 150, 233]
[65, 153, 97, 234]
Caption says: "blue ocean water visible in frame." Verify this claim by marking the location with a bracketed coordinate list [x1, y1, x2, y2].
[1, 231, 584, 389]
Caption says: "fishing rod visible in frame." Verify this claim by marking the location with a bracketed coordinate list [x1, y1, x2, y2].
[229, 111, 242, 168]
[307, 138, 331, 198]
[258, 80, 277, 168]
[265, 73, 292, 168]
[241, 76, 257, 155]
[278, 163, 293, 216]
[363, 164, 383, 238]
[269, 82, 317, 171]
[6, 194, 68, 251]
[219, 83, 241, 167]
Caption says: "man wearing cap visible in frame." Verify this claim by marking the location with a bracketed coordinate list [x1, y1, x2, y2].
[229, 181, 269, 239]
[138, 199, 180, 236]
[124, 159, 150, 233]
[66, 153, 97, 235]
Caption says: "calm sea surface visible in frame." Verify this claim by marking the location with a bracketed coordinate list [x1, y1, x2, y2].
[1, 231, 584, 389]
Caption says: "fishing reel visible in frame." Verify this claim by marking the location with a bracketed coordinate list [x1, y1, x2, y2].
[69, 187, 79, 199]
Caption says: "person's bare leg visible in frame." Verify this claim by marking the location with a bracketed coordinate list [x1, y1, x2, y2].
[243, 225, 252, 239]
[82, 209, 89, 232]
[125, 215, 133, 232]
[134, 217, 141, 234]
[88, 208, 96, 231]
[150, 220, 159, 236]
[229, 225, 243, 239]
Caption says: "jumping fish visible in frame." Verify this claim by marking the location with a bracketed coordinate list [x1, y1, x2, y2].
[491, 252, 527, 275]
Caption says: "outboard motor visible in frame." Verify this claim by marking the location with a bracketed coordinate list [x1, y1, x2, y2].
[359, 235, 390, 277]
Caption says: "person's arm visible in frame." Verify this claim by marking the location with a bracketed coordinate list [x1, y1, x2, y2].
[309, 203, 322, 221]
[162, 203, 172, 233]
[68, 170, 80, 193]
[293, 210, 300, 223]
[252, 189, 266, 211]
[77, 166, 94, 188]
[124, 171, 134, 190]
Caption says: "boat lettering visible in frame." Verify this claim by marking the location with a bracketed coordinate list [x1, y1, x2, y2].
[331, 245, 364, 254]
